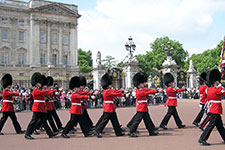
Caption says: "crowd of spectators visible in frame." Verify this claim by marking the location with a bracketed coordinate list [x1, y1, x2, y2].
[0, 84, 200, 112]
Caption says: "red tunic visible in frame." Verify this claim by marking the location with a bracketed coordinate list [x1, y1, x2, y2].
[199, 85, 207, 104]
[69, 91, 89, 115]
[165, 87, 185, 106]
[1, 89, 21, 112]
[46, 89, 56, 111]
[206, 86, 225, 114]
[102, 89, 123, 113]
[32, 88, 53, 113]
[78, 91, 91, 110]
[136, 88, 157, 112]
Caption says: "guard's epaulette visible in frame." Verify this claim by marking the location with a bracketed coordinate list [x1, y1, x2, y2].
[139, 88, 142, 91]
[106, 89, 110, 91]
[173, 88, 176, 91]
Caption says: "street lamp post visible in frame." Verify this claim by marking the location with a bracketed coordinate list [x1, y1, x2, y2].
[164, 41, 174, 56]
[125, 36, 136, 57]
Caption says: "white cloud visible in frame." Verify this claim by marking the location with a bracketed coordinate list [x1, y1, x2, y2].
[78, 0, 225, 66]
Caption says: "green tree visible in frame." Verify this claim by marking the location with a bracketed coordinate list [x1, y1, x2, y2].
[78, 48, 92, 73]
[184, 40, 223, 73]
[102, 55, 117, 68]
[136, 36, 188, 75]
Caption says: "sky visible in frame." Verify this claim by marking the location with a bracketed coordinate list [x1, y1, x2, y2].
[26, 0, 225, 66]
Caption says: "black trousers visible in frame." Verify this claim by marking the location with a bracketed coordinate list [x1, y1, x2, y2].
[127, 113, 138, 128]
[26, 112, 53, 137]
[82, 109, 93, 129]
[193, 104, 205, 124]
[95, 112, 122, 136]
[49, 109, 63, 129]
[160, 106, 182, 127]
[46, 111, 58, 132]
[129, 112, 155, 134]
[62, 114, 89, 136]
[200, 114, 225, 141]
[0, 111, 22, 133]
[199, 113, 212, 129]
[74, 109, 93, 130]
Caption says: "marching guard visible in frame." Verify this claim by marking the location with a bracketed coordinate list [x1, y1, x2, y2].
[198, 69, 225, 146]
[61, 76, 93, 138]
[159, 73, 186, 130]
[25, 72, 57, 140]
[192, 72, 208, 127]
[0, 74, 25, 135]
[128, 72, 160, 137]
[94, 73, 125, 138]
[46, 76, 64, 131]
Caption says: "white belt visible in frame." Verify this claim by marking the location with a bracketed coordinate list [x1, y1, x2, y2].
[168, 97, 177, 99]
[34, 100, 45, 103]
[104, 101, 114, 104]
[200, 94, 203, 96]
[72, 103, 81, 106]
[3, 100, 13, 103]
[137, 100, 148, 103]
[209, 100, 222, 103]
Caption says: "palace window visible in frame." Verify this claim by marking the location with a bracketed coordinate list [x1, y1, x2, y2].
[2, 18, 8, 22]
[63, 34, 68, 44]
[1, 52, 8, 64]
[18, 53, 24, 64]
[40, 54, 46, 65]
[52, 54, 57, 65]
[40, 21, 46, 25]
[63, 55, 68, 65]
[40, 31, 46, 43]
[19, 31, 24, 42]
[18, 20, 24, 24]
[52, 33, 57, 44]
[2, 30, 7, 40]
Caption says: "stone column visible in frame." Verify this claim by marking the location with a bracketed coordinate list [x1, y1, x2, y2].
[93, 69, 105, 89]
[47, 21, 51, 66]
[59, 22, 63, 65]
[29, 15, 34, 67]
[29, 16, 40, 67]
[69, 23, 78, 68]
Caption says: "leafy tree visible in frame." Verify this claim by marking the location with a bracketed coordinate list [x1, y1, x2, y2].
[78, 48, 92, 73]
[184, 40, 223, 73]
[136, 36, 188, 75]
[102, 55, 117, 68]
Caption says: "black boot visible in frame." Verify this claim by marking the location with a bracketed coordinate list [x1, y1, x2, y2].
[178, 124, 186, 128]
[128, 133, 138, 138]
[192, 122, 199, 127]
[94, 132, 102, 138]
[17, 130, 25, 134]
[160, 125, 168, 130]
[61, 133, 70, 138]
[0, 132, 4, 135]
[25, 135, 34, 140]
[198, 139, 210, 146]
[149, 131, 159, 136]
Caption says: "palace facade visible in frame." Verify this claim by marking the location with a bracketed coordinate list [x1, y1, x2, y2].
[0, 0, 81, 88]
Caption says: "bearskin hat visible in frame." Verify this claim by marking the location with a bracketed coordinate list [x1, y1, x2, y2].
[164, 73, 174, 87]
[41, 75, 47, 86]
[143, 72, 149, 82]
[101, 73, 112, 90]
[79, 76, 87, 86]
[133, 72, 146, 87]
[46, 76, 54, 86]
[69, 76, 80, 90]
[199, 72, 207, 85]
[207, 69, 221, 85]
[1, 74, 12, 89]
[31, 72, 43, 86]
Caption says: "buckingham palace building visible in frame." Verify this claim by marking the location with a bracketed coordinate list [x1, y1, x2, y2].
[0, 0, 81, 88]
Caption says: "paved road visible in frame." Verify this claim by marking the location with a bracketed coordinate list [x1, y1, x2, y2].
[0, 99, 225, 150]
